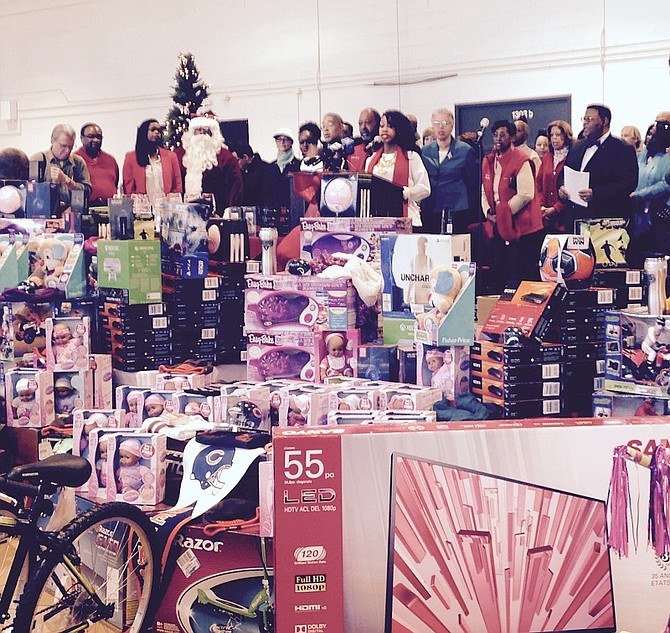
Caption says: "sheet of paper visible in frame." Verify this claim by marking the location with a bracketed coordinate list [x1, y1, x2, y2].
[563, 166, 590, 207]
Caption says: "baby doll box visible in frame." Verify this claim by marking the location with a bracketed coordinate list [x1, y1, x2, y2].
[604, 310, 670, 397]
[5, 368, 55, 427]
[377, 383, 443, 411]
[246, 331, 317, 383]
[299, 216, 413, 274]
[155, 372, 212, 391]
[170, 392, 220, 423]
[53, 370, 91, 424]
[315, 329, 359, 384]
[106, 432, 167, 505]
[380, 233, 471, 318]
[73, 408, 126, 493]
[85, 428, 125, 502]
[244, 274, 356, 332]
[159, 202, 209, 279]
[115, 386, 152, 428]
[328, 386, 382, 413]
[416, 343, 471, 401]
[413, 262, 477, 347]
[45, 316, 90, 372]
[277, 383, 338, 426]
[218, 383, 270, 427]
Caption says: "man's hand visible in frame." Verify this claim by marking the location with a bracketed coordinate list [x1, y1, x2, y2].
[49, 165, 72, 187]
[558, 185, 569, 201]
[578, 188, 593, 202]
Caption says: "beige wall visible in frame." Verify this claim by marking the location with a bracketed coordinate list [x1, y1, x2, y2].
[0, 0, 668, 163]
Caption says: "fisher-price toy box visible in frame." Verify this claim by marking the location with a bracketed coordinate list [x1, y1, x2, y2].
[5, 369, 55, 427]
[105, 432, 167, 505]
[246, 331, 317, 382]
[159, 202, 209, 279]
[380, 233, 471, 317]
[153, 524, 273, 633]
[604, 310, 670, 397]
[299, 216, 412, 273]
[0, 300, 54, 364]
[244, 274, 356, 332]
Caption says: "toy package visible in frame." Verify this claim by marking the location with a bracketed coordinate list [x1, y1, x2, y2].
[45, 316, 90, 372]
[53, 371, 90, 425]
[299, 216, 412, 274]
[246, 331, 317, 382]
[115, 386, 152, 428]
[316, 329, 359, 383]
[604, 310, 670, 396]
[155, 372, 212, 391]
[416, 343, 470, 400]
[0, 300, 53, 364]
[244, 274, 356, 332]
[5, 369, 55, 427]
[357, 343, 399, 382]
[592, 390, 670, 417]
[73, 408, 126, 493]
[276, 383, 338, 426]
[170, 392, 220, 422]
[380, 233, 471, 317]
[85, 427, 123, 501]
[159, 202, 209, 279]
[377, 383, 443, 411]
[575, 218, 629, 268]
[106, 432, 167, 505]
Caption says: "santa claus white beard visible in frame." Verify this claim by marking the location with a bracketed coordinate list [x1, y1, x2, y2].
[183, 133, 222, 199]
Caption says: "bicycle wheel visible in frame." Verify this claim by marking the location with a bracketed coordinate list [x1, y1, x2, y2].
[14, 502, 160, 633]
[0, 510, 33, 631]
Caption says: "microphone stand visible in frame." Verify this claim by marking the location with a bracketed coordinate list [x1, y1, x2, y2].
[475, 132, 486, 296]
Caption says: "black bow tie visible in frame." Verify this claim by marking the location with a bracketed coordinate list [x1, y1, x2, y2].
[585, 137, 601, 148]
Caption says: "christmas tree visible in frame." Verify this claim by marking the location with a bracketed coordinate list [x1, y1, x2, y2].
[164, 52, 210, 150]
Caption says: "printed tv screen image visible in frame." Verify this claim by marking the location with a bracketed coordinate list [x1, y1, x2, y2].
[385, 453, 616, 633]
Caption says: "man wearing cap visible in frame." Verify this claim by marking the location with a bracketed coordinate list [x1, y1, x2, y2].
[558, 103, 638, 226]
[271, 127, 300, 209]
[181, 115, 243, 214]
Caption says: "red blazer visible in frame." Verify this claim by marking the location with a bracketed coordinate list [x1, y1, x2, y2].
[122, 147, 183, 195]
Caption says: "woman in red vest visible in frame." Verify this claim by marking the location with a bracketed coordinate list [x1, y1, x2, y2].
[536, 119, 574, 232]
[366, 110, 430, 227]
[481, 120, 543, 291]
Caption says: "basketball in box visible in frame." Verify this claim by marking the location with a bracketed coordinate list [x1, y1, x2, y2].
[159, 202, 209, 279]
[413, 261, 477, 346]
[416, 342, 470, 401]
[97, 239, 162, 304]
[380, 233, 471, 317]
[244, 274, 356, 332]
[153, 526, 273, 633]
[105, 432, 167, 505]
[246, 331, 317, 382]
[45, 316, 90, 372]
[591, 390, 670, 417]
[5, 369, 55, 427]
[604, 310, 670, 395]
[299, 215, 412, 273]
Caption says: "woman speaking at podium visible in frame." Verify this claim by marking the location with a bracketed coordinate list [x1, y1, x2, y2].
[366, 110, 430, 228]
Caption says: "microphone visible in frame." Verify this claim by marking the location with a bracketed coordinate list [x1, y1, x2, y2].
[476, 117, 490, 140]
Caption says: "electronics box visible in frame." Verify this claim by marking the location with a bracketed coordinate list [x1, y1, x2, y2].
[480, 281, 567, 343]
[96, 239, 162, 304]
[591, 390, 670, 417]
[575, 217, 629, 268]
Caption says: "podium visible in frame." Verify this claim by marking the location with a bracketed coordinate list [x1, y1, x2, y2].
[288, 171, 404, 229]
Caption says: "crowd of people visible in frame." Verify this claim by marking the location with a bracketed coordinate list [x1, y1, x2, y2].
[1, 103, 669, 292]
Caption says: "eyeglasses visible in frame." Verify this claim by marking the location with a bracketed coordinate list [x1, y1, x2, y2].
[83, 133, 102, 140]
[193, 128, 212, 136]
[432, 120, 451, 127]
[299, 138, 316, 146]
[581, 115, 599, 123]
[274, 136, 291, 143]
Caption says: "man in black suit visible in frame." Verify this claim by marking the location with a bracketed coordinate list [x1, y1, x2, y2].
[558, 103, 638, 227]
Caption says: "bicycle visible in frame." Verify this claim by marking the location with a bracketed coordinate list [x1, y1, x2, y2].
[0, 452, 160, 633]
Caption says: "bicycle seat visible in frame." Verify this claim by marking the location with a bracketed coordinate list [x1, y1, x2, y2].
[6, 453, 92, 488]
